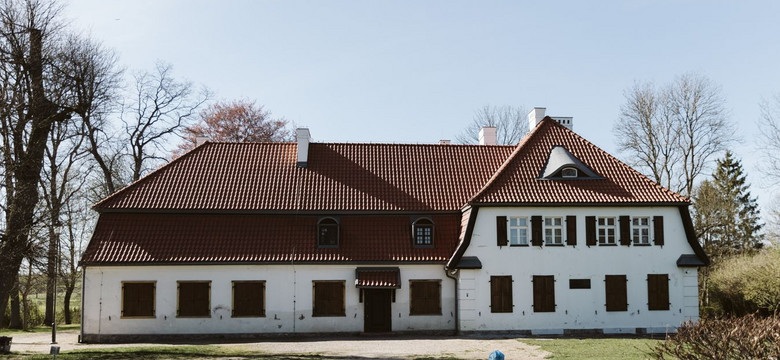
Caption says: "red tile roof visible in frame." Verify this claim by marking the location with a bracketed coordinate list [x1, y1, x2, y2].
[95, 143, 515, 212]
[470, 118, 689, 204]
[355, 268, 401, 288]
[81, 213, 460, 265]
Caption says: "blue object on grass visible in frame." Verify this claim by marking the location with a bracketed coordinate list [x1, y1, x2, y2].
[488, 350, 505, 360]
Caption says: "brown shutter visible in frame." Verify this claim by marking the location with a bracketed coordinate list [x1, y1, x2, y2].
[496, 216, 508, 246]
[531, 216, 543, 247]
[619, 216, 631, 246]
[566, 216, 577, 246]
[533, 276, 555, 312]
[490, 276, 512, 313]
[585, 216, 596, 246]
[648, 274, 669, 310]
[436, 282, 442, 313]
[605, 275, 627, 311]
[653, 216, 664, 246]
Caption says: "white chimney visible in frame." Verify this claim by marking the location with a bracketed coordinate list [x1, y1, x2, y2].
[296, 128, 311, 168]
[439, 139, 451, 145]
[527, 107, 546, 130]
[478, 127, 497, 145]
[195, 136, 209, 147]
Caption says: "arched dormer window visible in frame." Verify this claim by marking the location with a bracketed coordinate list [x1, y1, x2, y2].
[413, 218, 434, 247]
[318, 217, 339, 248]
[561, 167, 578, 178]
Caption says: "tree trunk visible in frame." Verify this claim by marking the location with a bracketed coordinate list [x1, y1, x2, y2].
[63, 286, 74, 324]
[9, 278, 22, 329]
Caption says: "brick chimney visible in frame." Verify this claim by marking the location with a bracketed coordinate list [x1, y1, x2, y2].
[296, 128, 311, 168]
[478, 127, 497, 145]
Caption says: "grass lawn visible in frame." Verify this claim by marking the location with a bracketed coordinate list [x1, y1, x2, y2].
[0, 324, 80, 336]
[1, 345, 287, 360]
[522, 338, 662, 360]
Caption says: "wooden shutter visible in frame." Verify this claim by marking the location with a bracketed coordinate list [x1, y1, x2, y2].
[178, 282, 210, 317]
[490, 276, 512, 313]
[531, 216, 543, 247]
[647, 274, 669, 310]
[314, 281, 345, 316]
[410, 281, 441, 315]
[619, 216, 631, 246]
[653, 216, 664, 246]
[585, 216, 596, 246]
[605, 275, 627, 311]
[533, 276, 555, 312]
[496, 216, 508, 246]
[233, 282, 264, 317]
[566, 216, 577, 246]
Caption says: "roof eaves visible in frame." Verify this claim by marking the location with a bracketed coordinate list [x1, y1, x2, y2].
[446, 206, 479, 270]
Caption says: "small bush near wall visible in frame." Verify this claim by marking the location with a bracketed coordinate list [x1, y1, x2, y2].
[708, 249, 780, 316]
[652, 314, 779, 360]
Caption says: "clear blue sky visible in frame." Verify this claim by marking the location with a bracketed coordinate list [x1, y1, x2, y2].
[65, 0, 780, 213]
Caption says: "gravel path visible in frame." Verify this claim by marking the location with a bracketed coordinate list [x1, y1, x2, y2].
[5, 329, 550, 359]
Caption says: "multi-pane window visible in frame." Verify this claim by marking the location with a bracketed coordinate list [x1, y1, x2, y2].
[177, 281, 211, 317]
[490, 276, 513, 313]
[509, 217, 529, 245]
[597, 217, 617, 244]
[632, 217, 651, 244]
[544, 217, 563, 245]
[409, 280, 441, 315]
[413, 218, 434, 247]
[312, 281, 345, 317]
[232, 281, 265, 317]
[121, 282, 155, 318]
[318, 218, 339, 247]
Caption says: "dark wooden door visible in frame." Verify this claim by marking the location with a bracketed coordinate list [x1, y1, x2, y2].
[363, 289, 391, 332]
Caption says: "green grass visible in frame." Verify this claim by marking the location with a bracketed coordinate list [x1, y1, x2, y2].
[522, 338, 661, 360]
[0, 345, 319, 360]
[0, 324, 79, 336]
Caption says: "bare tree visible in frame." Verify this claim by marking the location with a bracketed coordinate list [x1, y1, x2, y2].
[123, 62, 209, 181]
[457, 105, 528, 145]
[759, 94, 780, 180]
[614, 73, 733, 197]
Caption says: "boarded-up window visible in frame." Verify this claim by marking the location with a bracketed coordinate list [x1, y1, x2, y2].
[122, 282, 155, 317]
[605, 275, 628, 311]
[566, 216, 577, 246]
[653, 216, 664, 246]
[586, 216, 596, 246]
[313, 281, 345, 317]
[532, 275, 555, 312]
[178, 281, 210, 317]
[232, 281, 265, 317]
[410, 280, 441, 315]
[569, 279, 590, 289]
[496, 216, 508, 246]
[490, 276, 513, 313]
[647, 274, 670, 310]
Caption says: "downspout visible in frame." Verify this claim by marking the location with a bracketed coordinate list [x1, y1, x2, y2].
[444, 267, 459, 335]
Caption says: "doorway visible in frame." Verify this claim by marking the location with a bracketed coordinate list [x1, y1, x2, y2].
[363, 289, 391, 332]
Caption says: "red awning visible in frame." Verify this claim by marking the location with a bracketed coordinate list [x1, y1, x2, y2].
[355, 267, 401, 289]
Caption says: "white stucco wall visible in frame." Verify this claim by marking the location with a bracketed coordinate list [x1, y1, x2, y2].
[82, 264, 455, 336]
[459, 206, 700, 334]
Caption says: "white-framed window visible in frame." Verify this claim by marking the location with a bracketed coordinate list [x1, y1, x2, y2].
[509, 217, 529, 245]
[632, 217, 651, 244]
[597, 217, 616, 244]
[544, 217, 563, 245]
[413, 218, 434, 247]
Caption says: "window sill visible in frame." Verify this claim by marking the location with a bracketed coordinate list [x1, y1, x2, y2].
[510, 244, 529, 247]
[409, 312, 442, 316]
[120, 316, 156, 319]
[312, 314, 346, 317]
[232, 315, 266, 318]
[544, 244, 565, 247]
[176, 316, 212, 318]
[632, 243, 652, 246]
[413, 245, 435, 249]
[598, 243, 618, 246]
[490, 310, 513, 314]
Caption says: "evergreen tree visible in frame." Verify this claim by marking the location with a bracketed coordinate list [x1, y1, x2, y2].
[693, 151, 763, 260]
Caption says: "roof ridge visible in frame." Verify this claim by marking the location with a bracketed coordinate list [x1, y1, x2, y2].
[198, 141, 515, 147]
[93, 142, 213, 209]
[467, 117, 551, 203]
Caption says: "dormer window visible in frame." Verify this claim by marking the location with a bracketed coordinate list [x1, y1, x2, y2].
[413, 218, 434, 247]
[318, 217, 339, 247]
[561, 167, 578, 178]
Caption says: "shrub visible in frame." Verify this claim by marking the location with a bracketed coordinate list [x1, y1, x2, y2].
[708, 248, 780, 316]
[652, 314, 779, 360]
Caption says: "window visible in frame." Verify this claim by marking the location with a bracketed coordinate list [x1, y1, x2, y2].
[313, 281, 345, 317]
[597, 217, 617, 245]
[605, 275, 627, 311]
[647, 274, 670, 310]
[121, 282, 155, 318]
[490, 276, 513, 313]
[410, 280, 441, 315]
[232, 281, 265, 317]
[532, 275, 555, 312]
[509, 217, 529, 245]
[413, 218, 434, 247]
[318, 218, 339, 247]
[632, 217, 651, 245]
[544, 217, 563, 245]
[561, 167, 578, 178]
[177, 281, 211, 317]
[569, 279, 591, 289]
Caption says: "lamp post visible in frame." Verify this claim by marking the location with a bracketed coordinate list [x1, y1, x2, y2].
[51, 240, 59, 345]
